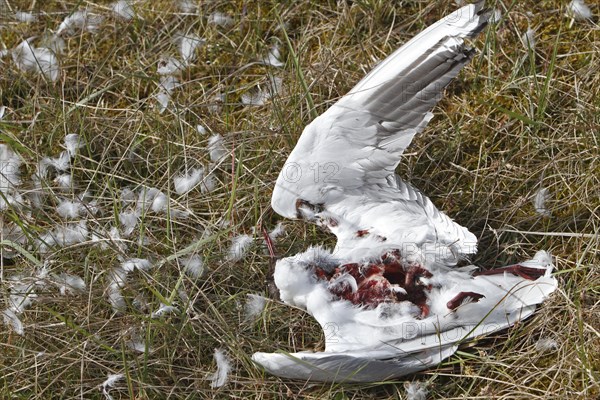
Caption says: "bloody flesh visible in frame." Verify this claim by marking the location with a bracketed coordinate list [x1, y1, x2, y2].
[446, 291, 485, 310]
[314, 250, 433, 317]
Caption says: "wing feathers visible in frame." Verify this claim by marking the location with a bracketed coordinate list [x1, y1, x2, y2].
[340, 38, 476, 136]
[349, 1, 488, 97]
[272, 3, 489, 257]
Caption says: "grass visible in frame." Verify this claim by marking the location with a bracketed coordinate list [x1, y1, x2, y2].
[1, 0, 599, 398]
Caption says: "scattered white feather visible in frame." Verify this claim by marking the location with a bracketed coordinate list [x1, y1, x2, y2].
[126, 337, 147, 353]
[35, 162, 49, 180]
[29, 173, 45, 208]
[8, 283, 37, 314]
[156, 91, 171, 113]
[39, 34, 66, 54]
[208, 134, 227, 162]
[209, 348, 232, 388]
[92, 226, 126, 252]
[241, 76, 283, 106]
[121, 258, 152, 272]
[157, 56, 184, 75]
[57, 10, 104, 36]
[533, 187, 551, 216]
[12, 39, 60, 82]
[196, 124, 207, 135]
[0, 144, 22, 191]
[178, 33, 205, 64]
[241, 90, 269, 106]
[150, 190, 168, 212]
[101, 373, 124, 400]
[268, 222, 285, 242]
[178, 0, 197, 14]
[0, 105, 5, 119]
[244, 293, 266, 319]
[119, 210, 139, 236]
[0, 191, 26, 211]
[120, 188, 137, 206]
[2, 309, 24, 335]
[38, 221, 88, 252]
[62, 220, 90, 244]
[160, 75, 179, 92]
[405, 381, 428, 400]
[107, 286, 126, 312]
[227, 234, 254, 262]
[174, 167, 204, 194]
[15, 11, 37, 23]
[521, 28, 536, 50]
[78, 192, 98, 214]
[54, 173, 72, 189]
[569, 0, 593, 21]
[136, 187, 161, 212]
[208, 12, 234, 28]
[151, 303, 178, 318]
[201, 168, 218, 193]
[54, 151, 72, 171]
[40, 151, 72, 174]
[112, 1, 135, 20]
[56, 199, 85, 219]
[64, 133, 84, 157]
[181, 255, 204, 278]
[535, 337, 558, 353]
[156, 75, 179, 113]
[110, 267, 129, 288]
[54, 273, 86, 295]
[107, 267, 129, 312]
[260, 43, 284, 67]
[109, 226, 126, 248]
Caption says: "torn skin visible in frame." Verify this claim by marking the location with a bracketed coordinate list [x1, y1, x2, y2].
[446, 291, 485, 310]
[314, 250, 433, 318]
[295, 198, 324, 219]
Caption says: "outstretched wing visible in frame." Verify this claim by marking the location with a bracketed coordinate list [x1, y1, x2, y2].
[272, 2, 489, 258]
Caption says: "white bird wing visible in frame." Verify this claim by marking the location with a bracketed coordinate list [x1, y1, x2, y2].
[252, 345, 458, 383]
[272, 2, 489, 259]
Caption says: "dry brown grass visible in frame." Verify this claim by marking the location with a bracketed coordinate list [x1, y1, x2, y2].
[0, 0, 598, 399]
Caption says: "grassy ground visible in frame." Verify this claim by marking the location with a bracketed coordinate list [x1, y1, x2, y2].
[0, 0, 598, 398]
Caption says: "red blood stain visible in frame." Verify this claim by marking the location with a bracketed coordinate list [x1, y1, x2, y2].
[446, 291, 485, 310]
[473, 264, 546, 280]
[314, 250, 433, 318]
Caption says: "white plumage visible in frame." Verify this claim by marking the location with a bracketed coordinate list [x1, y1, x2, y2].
[209, 348, 232, 388]
[12, 39, 60, 82]
[252, 2, 557, 382]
